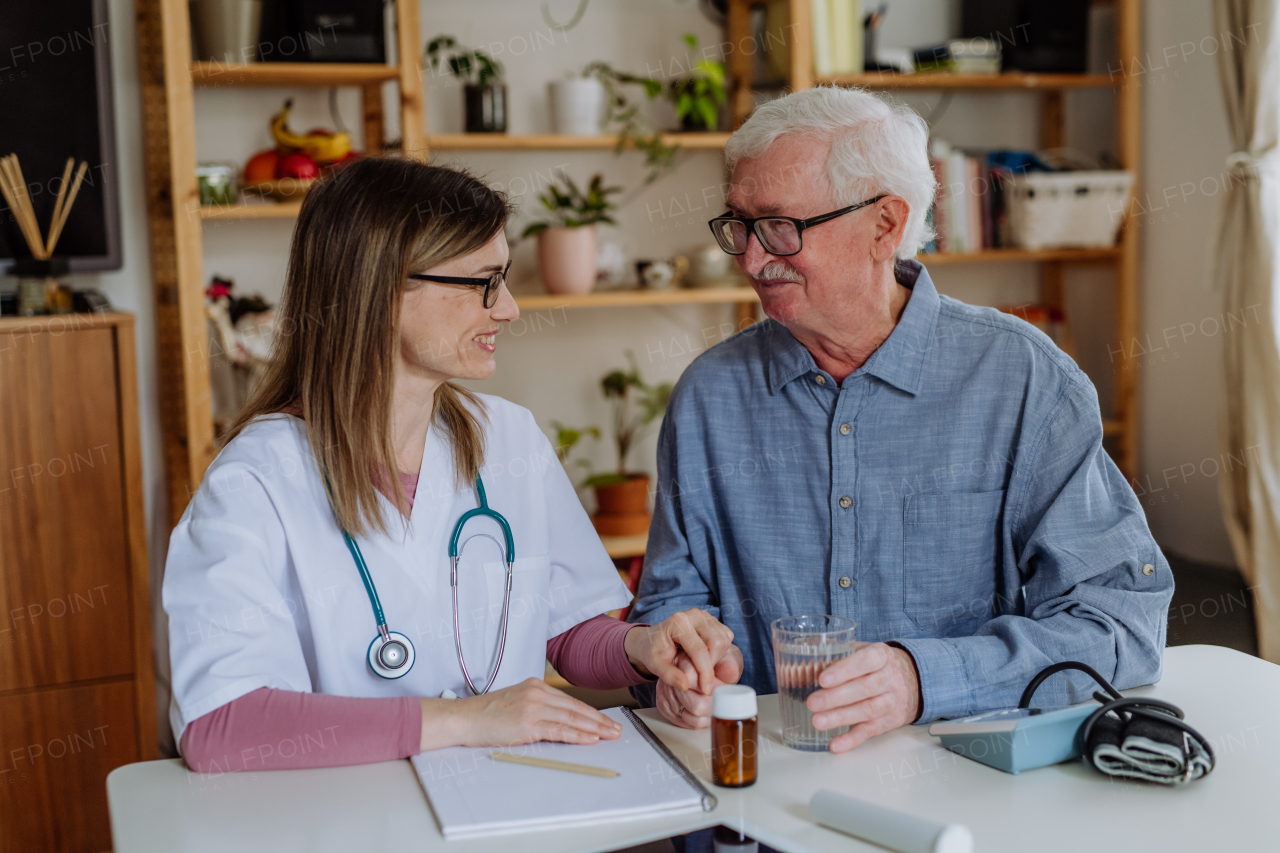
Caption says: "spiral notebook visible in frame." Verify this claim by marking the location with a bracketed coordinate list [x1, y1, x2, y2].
[411, 706, 717, 839]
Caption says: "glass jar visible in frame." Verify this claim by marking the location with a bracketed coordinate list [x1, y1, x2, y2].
[10, 256, 72, 315]
[197, 162, 239, 207]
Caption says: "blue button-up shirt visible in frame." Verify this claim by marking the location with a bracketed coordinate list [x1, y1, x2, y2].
[630, 260, 1172, 723]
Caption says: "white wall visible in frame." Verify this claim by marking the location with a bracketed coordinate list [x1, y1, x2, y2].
[87, 0, 1237, 751]
[1133, 1, 1237, 567]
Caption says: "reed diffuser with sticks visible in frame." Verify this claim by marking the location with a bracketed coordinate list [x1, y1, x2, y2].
[1, 153, 89, 315]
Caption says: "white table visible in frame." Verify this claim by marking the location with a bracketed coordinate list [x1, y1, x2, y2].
[107, 645, 1280, 852]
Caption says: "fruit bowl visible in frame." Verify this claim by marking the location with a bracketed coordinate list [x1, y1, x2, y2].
[241, 177, 316, 202]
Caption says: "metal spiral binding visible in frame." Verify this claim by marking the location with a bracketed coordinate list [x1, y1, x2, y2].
[621, 707, 718, 811]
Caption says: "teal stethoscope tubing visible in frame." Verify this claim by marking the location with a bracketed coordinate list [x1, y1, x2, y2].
[335, 474, 516, 694]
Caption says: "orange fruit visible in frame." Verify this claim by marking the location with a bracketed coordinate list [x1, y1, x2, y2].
[243, 149, 281, 183]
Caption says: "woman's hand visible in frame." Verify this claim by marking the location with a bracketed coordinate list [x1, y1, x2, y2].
[624, 609, 738, 695]
[420, 678, 622, 751]
[655, 648, 744, 729]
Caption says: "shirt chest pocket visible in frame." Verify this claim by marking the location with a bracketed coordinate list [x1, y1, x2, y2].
[478, 554, 553, 631]
[902, 490, 1005, 636]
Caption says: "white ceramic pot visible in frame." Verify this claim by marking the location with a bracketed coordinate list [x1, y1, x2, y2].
[538, 226, 597, 294]
[690, 243, 732, 284]
[548, 78, 605, 136]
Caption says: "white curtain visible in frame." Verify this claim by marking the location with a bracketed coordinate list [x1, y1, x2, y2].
[1215, 0, 1280, 661]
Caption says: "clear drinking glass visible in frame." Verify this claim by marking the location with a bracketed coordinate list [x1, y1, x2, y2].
[772, 615, 858, 751]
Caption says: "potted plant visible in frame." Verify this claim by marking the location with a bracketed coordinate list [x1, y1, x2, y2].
[551, 421, 601, 486]
[548, 74, 607, 136]
[584, 353, 674, 536]
[582, 61, 677, 185]
[668, 34, 726, 131]
[425, 35, 506, 133]
[521, 173, 622, 294]
[580, 34, 726, 182]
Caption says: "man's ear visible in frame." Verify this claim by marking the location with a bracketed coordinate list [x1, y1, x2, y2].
[871, 197, 909, 263]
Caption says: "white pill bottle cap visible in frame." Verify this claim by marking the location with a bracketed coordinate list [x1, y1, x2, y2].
[712, 685, 758, 720]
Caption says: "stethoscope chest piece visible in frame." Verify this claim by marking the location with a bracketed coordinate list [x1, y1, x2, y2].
[367, 629, 416, 679]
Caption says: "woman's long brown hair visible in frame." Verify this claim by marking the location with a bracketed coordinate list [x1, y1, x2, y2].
[222, 156, 514, 537]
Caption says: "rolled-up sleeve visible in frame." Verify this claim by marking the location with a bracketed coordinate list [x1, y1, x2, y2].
[894, 380, 1174, 723]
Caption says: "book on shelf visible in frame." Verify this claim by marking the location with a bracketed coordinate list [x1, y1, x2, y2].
[811, 0, 863, 75]
[924, 139, 1018, 256]
[913, 38, 1001, 74]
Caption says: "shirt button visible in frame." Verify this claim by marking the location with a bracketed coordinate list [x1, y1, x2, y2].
[839, 423, 851, 435]
[814, 375, 826, 385]
[838, 576, 852, 589]
[1142, 563, 1155, 576]
[839, 496, 852, 508]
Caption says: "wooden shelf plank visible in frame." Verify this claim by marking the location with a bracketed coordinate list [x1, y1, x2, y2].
[515, 287, 758, 310]
[201, 201, 303, 220]
[600, 533, 649, 559]
[191, 62, 400, 87]
[1102, 419, 1123, 437]
[819, 72, 1117, 90]
[427, 133, 731, 150]
[920, 247, 1121, 264]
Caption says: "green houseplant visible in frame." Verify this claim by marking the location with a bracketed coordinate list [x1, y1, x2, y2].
[424, 35, 507, 133]
[521, 173, 622, 295]
[579, 33, 725, 184]
[585, 353, 674, 536]
[550, 421, 601, 486]
[669, 34, 726, 131]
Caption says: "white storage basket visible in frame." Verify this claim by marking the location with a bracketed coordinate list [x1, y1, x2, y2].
[1006, 171, 1134, 250]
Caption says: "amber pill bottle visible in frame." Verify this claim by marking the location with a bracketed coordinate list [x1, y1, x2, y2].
[711, 685, 758, 788]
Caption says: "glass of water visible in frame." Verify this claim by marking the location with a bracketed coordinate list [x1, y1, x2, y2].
[772, 615, 858, 751]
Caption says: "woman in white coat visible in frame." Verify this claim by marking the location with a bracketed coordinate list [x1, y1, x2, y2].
[163, 157, 742, 772]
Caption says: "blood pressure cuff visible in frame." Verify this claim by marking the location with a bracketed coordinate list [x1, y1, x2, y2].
[1084, 704, 1214, 784]
[1021, 661, 1216, 786]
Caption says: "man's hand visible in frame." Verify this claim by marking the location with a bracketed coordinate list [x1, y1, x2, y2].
[655, 647, 744, 729]
[624, 608, 736, 695]
[806, 643, 921, 753]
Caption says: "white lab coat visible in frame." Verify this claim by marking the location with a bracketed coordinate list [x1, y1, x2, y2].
[163, 393, 632, 749]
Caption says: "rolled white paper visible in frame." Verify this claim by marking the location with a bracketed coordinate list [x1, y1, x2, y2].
[809, 789, 973, 853]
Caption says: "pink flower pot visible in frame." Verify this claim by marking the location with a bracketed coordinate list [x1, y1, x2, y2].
[537, 226, 597, 294]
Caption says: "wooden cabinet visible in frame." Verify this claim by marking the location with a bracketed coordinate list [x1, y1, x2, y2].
[0, 312, 155, 853]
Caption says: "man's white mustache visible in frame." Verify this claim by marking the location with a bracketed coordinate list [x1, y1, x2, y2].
[754, 262, 804, 283]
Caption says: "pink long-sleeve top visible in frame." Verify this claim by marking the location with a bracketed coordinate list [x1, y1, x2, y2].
[179, 466, 651, 773]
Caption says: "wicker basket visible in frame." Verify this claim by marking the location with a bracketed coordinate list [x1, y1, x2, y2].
[1005, 171, 1134, 250]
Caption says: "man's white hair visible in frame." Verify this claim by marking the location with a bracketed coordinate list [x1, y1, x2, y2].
[724, 87, 937, 260]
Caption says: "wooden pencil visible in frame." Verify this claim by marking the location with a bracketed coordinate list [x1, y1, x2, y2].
[488, 751, 619, 778]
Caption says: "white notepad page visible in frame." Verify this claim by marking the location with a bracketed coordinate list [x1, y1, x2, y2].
[411, 707, 711, 839]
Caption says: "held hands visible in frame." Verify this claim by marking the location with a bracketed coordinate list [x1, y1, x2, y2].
[425, 677, 622, 751]
[621, 608, 744, 729]
[655, 648, 743, 728]
[806, 642, 922, 753]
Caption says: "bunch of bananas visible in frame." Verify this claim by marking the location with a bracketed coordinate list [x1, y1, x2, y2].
[270, 99, 351, 164]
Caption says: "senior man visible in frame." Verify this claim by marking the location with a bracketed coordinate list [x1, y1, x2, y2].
[629, 86, 1173, 751]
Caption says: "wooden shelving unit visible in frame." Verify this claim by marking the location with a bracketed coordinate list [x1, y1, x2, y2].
[725, 0, 1142, 475]
[137, 0, 425, 526]
[142, 0, 1142, 525]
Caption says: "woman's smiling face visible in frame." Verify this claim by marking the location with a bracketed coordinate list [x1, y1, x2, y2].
[398, 230, 519, 383]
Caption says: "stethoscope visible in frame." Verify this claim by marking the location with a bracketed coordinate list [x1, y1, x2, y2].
[330, 474, 515, 694]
